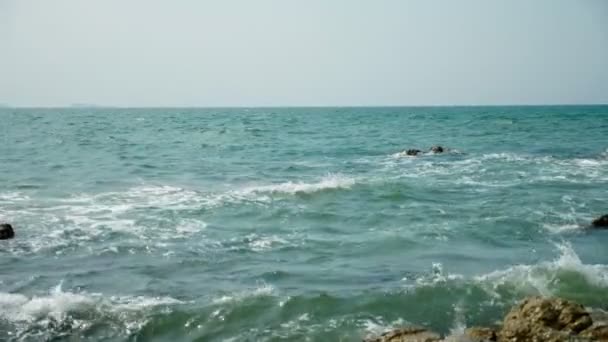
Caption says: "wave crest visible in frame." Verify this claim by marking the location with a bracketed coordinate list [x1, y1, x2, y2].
[0, 283, 184, 340]
[475, 242, 608, 297]
[239, 173, 356, 195]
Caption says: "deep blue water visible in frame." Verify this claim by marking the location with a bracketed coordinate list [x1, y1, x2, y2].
[1, 106, 608, 341]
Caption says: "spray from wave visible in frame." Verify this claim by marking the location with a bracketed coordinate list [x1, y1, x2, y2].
[0, 282, 185, 340]
[475, 242, 608, 297]
[406, 242, 608, 301]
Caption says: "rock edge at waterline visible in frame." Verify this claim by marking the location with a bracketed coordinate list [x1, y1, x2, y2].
[364, 297, 608, 342]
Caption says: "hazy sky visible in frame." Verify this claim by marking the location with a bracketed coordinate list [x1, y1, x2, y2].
[1, 0, 607, 107]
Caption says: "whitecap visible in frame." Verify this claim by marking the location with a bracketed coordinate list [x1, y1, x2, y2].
[175, 218, 207, 235]
[212, 283, 275, 304]
[0, 191, 31, 202]
[109, 295, 185, 311]
[542, 223, 581, 234]
[0, 282, 185, 339]
[475, 242, 608, 296]
[238, 173, 356, 195]
[246, 234, 289, 252]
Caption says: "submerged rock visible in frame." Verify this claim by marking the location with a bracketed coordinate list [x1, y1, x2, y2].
[406, 149, 422, 156]
[430, 146, 444, 153]
[364, 327, 441, 342]
[592, 215, 608, 228]
[499, 297, 593, 342]
[0, 223, 14, 240]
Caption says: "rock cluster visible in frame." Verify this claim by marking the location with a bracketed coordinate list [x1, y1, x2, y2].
[403, 146, 445, 156]
[499, 297, 592, 341]
[365, 297, 608, 342]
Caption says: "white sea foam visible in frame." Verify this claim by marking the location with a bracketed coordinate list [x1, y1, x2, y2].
[279, 313, 311, 330]
[534, 196, 592, 234]
[0, 283, 183, 327]
[0, 191, 31, 202]
[391, 151, 419, 159]
[0, 283, 185, 341]
[239, 173, 356, 195]
[0, 285, 95, 323]
[479, 152, 531, 162]
[175, 218, 207, 235]
[384, 151, 608, 188]
[109, 295, 186, 311]
[84, 184, 203, 211]
[476, 242, 608, 296]
[245, 234, 289, 252]
[0, 185, 216, 255]
[212, 283, 275, 304]
[412, 262, 465, 287]
[405, 242, 608, 299]
[361, 317, 407, 339]
[541, 223, 581, 233]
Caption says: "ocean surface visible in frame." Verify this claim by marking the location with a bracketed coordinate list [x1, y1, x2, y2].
[1, 106, 607, 341]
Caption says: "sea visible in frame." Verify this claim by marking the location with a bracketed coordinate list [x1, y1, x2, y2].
[0, 106, 607, 341]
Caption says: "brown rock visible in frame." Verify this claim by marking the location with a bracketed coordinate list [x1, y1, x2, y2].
[592, 215, 608, 228]
[580, 324, 608, 341]
[406, 149, 422, 156]
[364, 327, 441, 342]
[499, 297, 593, 342]
[464, 327, 497, 341]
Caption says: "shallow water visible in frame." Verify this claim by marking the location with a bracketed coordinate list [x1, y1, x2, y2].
[1, 106, 607, 341]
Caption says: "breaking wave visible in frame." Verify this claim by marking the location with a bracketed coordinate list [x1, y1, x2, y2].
[475, 242, 608, 296]
[0, 283, 184, 341]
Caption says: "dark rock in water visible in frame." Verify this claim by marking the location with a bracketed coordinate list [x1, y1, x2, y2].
[364, 327, 441, 342]
[464, 327, 498, 341]
[592, 215, 608, 228]
[499, 297, 593, 342]
[0, 223, 15, 240]
[406, 149, 422, 156]
[430, 146, 444, 153]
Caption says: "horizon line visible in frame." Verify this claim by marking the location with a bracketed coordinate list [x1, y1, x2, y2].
[2, 103, 608, 109]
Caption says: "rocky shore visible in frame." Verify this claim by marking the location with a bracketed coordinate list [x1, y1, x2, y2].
[365, 297, 608, 341]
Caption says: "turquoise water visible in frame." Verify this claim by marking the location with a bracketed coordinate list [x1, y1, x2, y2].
[1, 106, 608, 341]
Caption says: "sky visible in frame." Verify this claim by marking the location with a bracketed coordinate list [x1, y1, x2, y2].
[1, 0, 607, 107]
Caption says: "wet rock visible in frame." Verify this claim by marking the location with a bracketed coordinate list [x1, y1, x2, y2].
[499, 297, 593, 342]
[430, 146, 444, 153]
[0, 223, 14, 240]
[406, 149, 422, 156]
[464, 327, 497, 341]
[364, 327, 441, 342]
[580, 324, 608, 340]
[592, 215, 608, 228]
